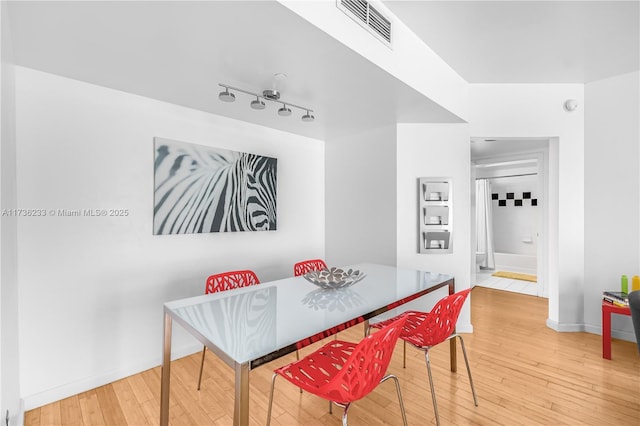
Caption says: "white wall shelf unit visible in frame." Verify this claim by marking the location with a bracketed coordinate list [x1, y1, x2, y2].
[418, 177, 453, 254]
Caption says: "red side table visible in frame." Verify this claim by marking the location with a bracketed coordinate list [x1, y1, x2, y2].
[602, 300, 631, 360]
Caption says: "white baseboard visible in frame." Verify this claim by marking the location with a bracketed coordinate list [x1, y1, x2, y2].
[583, 324, 637, 343]
[546, 318, 584, 332]
[22, 342, 202, 411]
[546, 319, 637, 343]
[611, 329, 636, 343]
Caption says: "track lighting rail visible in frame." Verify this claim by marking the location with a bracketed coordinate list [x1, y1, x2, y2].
[218, 83, 315, 122]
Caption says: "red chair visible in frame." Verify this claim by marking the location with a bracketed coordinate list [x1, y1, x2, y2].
[292, 258, 329, 391]
[266, 316, 409, 426]
[369, 288, 477, 426]
[294, 258, 328, 276]
[197, 270, 260, 390]
[293, 258, 329, 340]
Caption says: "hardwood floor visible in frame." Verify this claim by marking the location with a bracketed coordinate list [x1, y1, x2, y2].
[25, 287, 640, 425]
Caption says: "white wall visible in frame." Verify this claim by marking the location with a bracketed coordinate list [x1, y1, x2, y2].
[396, 123, 472, 332]
[1, 2, 22, 424]
[325, 125, 397, 267]
[584, 71, 640, 340]
[469, 84, 584, 329]
[15, 67, 325, 408]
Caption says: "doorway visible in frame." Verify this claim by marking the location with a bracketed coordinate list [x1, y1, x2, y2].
[470, 138, 550, 298]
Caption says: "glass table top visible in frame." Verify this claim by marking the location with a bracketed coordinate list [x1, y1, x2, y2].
[165, 263, 453, 366]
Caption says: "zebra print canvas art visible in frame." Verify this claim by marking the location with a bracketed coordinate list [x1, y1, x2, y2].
[153, 137, 277, 234]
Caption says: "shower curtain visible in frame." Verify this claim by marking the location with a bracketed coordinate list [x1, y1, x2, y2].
[476, 179, 495, 270]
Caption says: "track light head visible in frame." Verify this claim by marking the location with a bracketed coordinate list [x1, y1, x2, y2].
[218, 88, 236, 102]
[301, 111, 315, 122]
[278, 104, 292, 117]
[250, 97, 265, 110]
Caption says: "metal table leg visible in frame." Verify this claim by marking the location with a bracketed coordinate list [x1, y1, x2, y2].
[160, 312, 172, 426]
[233, 362, 250, 426]
[449, 280, 457, 372]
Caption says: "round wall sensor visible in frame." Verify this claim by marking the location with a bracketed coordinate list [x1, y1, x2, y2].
[564, 99, 578, 112]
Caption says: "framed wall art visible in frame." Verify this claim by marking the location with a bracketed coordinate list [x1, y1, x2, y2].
[153, 137, 277, 235]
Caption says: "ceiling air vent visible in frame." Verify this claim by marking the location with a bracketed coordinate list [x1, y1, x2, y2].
[337, 0, 392, 47]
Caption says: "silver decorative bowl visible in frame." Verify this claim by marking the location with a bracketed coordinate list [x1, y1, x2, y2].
[303, 267, 366, 290]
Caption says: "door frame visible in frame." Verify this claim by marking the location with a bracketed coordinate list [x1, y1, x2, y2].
[470, 138, 551, 298]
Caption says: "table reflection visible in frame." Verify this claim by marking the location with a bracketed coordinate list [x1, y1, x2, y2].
[174, 286, 277, 358]
[301, 287, 366, 312]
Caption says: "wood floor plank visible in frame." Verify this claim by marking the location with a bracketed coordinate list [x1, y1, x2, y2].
[38, 401, 61, 426]
[77, 390, 106, 426]
[168, 356, 222, 425]
[23, 287, 640, 425]
[112, 378, 150, 426]
[140, 366, 197, 425]
[139, 399, 161, 426]
[126, 368, 156, 405]
[24, 407, 41, 426]
[95, 384, 128, 425]
[59, 396, 82, 426]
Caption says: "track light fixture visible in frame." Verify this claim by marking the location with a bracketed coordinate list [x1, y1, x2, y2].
[218, 88, 235, 102]
[278, 104, 292, 116]
[301, 110, 315, 122]
[217, 83, 315, 122]
[250, 96, 265, 110]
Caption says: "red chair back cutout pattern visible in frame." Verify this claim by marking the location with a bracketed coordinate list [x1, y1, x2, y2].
[293, 259, 328, 276]
[402, 288, 471, 348]
[205, 270, 260, 294]
[276, 316, 407, 404]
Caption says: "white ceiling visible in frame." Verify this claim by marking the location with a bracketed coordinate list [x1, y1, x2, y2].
[384, 0, 640, 83]
[7, 1, 638, 144]
[7, 1, 462, 141]
[470, 137, 549, 161]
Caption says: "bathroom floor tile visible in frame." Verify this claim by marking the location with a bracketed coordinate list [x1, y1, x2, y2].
[476, 274, 538, 296]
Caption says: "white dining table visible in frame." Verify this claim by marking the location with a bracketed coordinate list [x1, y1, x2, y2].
[159, 263, 457, 426]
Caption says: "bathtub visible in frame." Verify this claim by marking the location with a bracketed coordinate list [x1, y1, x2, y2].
[494, 252, 536, 275]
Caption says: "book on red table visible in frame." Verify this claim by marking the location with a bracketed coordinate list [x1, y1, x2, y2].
[603, 297, 629, 308]
[602, 291, 629, 305]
